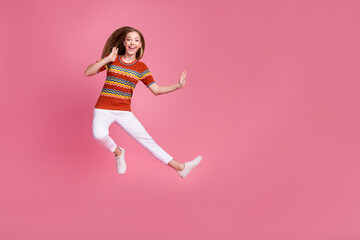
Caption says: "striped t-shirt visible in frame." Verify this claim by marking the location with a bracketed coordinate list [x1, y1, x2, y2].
[94, 54, 156, 111]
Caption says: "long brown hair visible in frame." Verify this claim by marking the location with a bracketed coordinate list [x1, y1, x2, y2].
[100, 26, 146, 60]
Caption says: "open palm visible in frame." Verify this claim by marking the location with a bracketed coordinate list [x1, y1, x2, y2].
[179, 70, 187, 88]
[107, 47, 118, 62]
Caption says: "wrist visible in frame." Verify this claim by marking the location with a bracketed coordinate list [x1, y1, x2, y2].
[103, 57, 111, 64]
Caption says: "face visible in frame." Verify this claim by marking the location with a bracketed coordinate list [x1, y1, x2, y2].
[123, 31, 142, 55]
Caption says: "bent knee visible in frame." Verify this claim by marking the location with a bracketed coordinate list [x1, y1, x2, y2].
[92, 129, 109, 141]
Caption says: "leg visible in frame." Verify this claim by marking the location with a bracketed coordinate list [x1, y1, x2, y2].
[168, 160, 185, 171]
[114, 111, 183, 170]
[92, 108, 118, 153]
[114, 146, 122, 156]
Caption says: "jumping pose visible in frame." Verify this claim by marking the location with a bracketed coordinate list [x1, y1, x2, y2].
[84, 26, 202, 178]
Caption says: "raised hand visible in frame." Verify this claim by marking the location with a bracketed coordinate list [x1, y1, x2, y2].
[106, 47, 119, 62]
[179, 70, 187, 88]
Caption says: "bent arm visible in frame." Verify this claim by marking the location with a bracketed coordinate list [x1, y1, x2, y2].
[148, 82, 181, 96]
[84, 57, 110, 76]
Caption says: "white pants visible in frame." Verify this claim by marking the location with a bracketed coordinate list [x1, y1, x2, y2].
[92, 108, 174, 165]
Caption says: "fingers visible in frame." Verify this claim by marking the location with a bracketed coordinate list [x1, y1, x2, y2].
[180, 70, 187, 84]
[183, 71, 186, 86]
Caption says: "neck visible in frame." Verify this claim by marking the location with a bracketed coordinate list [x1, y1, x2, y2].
[121, 53, 136, 63]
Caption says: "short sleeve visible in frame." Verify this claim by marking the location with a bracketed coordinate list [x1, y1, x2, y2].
[141, 62, 156, 87]
[96, 57, 109, 73]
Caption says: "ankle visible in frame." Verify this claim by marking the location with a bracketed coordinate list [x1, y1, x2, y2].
[178, 163, 185, 171]
[114, 147, 122, 157]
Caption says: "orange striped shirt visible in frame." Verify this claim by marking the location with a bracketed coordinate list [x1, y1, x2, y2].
[94, 55, 155, 111]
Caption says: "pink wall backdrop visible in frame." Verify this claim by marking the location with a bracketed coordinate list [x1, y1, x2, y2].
[1, 0, 360, 239]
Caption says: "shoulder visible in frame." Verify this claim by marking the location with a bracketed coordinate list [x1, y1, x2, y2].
[136, 60, 146, 68]
[138, 59, 153, 68]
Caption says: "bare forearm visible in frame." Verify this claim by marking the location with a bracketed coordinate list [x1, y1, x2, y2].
[84, 58, 110, 76]
[156, 83, 181, 95]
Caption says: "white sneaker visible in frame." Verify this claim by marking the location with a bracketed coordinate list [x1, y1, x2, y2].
[177, 156, 202, 179]
[115, 147, 126, 174]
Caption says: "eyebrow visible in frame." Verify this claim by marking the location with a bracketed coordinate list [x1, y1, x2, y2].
[126, 37, 140, 39]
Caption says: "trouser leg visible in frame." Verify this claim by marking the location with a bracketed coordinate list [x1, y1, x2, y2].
[114, 111, 173, 165]
[92, 108, 118, 153]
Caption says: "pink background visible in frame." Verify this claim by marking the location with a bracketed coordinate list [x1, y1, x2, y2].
[1, 0, 360, 239]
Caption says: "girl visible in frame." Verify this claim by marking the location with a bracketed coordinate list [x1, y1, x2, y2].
[84, 26, 202, 179]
